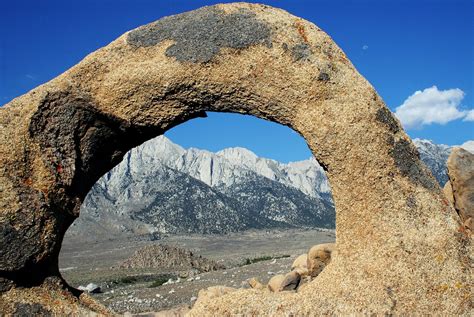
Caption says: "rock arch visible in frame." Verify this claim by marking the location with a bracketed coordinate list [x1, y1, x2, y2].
[0, 3, 470, 315]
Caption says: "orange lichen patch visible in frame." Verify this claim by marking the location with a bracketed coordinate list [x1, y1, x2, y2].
[457, 224, 471, 238]
[22, 178, 33, 186]
[295, 21, 308, 43]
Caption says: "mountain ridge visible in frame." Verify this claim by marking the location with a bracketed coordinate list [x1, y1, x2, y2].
[65, 136, 471, 242]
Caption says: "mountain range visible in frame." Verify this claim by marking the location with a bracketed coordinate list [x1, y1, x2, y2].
[65, 136, 472, 242]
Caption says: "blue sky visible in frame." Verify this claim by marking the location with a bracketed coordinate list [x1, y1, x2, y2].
[1, 0, 472, 162]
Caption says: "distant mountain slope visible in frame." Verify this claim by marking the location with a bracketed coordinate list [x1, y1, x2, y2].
[66, 136, 334, 241]
[66, 136, 471, 241]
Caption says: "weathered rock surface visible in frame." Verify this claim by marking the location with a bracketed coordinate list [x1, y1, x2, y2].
[0, 2, 470, 315]
[267, 274, 286, 292]
[446, 148, 474, 227]
[307, 243, 334, 278]
[248, 277, 265, 290]
[268, 271, 301, 292]
[193, 286, 237, 308]
[280, 271, 301, 291]
[444, 181, 454, 205]
[291, 254, 308, 270]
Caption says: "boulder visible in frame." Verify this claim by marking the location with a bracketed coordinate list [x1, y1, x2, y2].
[296, 276, 312, 292]
[281, 271, 301, 291]
[267, 274, 285, 292]
[307, 243, 335, 278]
[78, 283, 101, 294]
[267, 271, 301, 292]
[247, 278, 264, 290]
[291, 254, 307, 270]
[443, 181, 454, 205]
[291, 254, 309, 277]
[446, 148, 474, 227]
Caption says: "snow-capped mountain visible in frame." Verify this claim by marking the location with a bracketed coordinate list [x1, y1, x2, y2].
[412, 139, 452, 185]
[65, 136, 471, 241]
[66, 136, 334, 241]
[412, 138, 474, 185]
[131, 136, 331, 199]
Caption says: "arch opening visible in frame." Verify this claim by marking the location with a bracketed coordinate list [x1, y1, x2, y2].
[59, 112, 336, 313]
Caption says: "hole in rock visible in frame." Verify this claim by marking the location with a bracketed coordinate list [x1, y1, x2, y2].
[59, 112, 335, 313]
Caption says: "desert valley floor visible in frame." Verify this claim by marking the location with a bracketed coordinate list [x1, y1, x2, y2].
[59, 228, 335, 314]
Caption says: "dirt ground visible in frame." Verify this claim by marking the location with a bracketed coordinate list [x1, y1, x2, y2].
[59, 228, 335, 314]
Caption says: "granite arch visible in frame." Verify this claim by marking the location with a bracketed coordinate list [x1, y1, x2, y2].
[0, 3, 470, 315]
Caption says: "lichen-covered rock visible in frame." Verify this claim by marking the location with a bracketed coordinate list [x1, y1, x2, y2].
[0, 2, 470, 315]
[446, 148, 474, 227]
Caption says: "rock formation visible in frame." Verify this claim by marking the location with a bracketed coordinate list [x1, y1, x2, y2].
[247, 277, 264, 290]
[267, 274, 286, 292]
[445, 148, 474, 233]
[307, 243, 334, 278]
[0, 3, 470, 315]
[119, 244, 224, 273]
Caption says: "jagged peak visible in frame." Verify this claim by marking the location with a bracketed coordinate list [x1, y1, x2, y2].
[216, 147, 259, 161]
[144, 135, 185, 155]
[413, 138, 451, 151]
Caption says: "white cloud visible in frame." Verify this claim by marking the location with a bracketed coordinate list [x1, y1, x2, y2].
[362, 45, 368, 50]
[394, 86, 471, 129]
[463, 109, 474, 122]
[25, 74, 36, 80]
